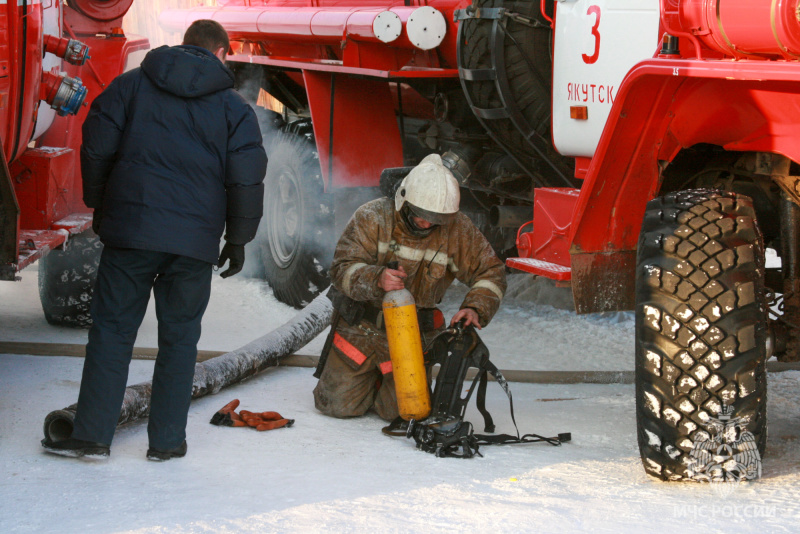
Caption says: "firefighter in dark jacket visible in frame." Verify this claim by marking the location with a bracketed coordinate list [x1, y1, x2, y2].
[42, 20, 267, 461]
[313, 154, 507, 421]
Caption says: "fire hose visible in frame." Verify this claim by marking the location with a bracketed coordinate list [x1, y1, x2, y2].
[42, 292, 333, 443]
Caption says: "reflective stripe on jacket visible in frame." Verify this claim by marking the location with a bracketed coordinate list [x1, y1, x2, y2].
[330, 198, 507, 327]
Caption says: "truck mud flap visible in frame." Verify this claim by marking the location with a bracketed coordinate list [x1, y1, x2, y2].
[571, 250, 636, 314]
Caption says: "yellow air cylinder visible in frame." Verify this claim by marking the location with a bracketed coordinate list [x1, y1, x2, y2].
[383, 287, 431, 420]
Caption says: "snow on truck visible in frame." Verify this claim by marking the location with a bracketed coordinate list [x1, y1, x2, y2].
[3, 0, 798, 481]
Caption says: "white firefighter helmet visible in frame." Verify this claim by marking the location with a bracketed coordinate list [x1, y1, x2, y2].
[394, 154, 460, 225]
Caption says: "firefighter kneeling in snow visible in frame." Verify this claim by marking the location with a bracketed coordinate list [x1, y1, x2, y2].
[313, 154, 507, 421]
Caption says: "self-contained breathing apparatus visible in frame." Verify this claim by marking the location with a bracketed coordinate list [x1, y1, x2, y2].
[315, 282, 571, 459]
[314, 165, 570, 457]
[401, 321, 571, 458]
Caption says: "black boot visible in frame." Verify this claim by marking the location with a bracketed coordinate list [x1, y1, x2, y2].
[146, 441, 187, 461]
[41, 437, 110, 459]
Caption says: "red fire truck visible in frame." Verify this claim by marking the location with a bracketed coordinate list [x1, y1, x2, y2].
[4, 0, 794, 481]
[160, 0, 792, 481]
[0, 0, 148, 325]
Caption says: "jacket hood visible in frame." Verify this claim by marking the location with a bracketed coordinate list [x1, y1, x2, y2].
[394, 203, 443, 240]
[141, 45, 234, 98]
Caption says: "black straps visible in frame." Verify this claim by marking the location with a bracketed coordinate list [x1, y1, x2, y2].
[381, 416, 408, 437]
[475, 359, 516, 434]
[475, 432, 570, 447]
[400, 323, 570, 457]
[475, 368, 495, 433]
[475, 359, 570, 447]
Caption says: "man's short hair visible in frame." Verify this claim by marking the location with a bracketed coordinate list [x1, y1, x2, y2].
[182, 19, 230, 55]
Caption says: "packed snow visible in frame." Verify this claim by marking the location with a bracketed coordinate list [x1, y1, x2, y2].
[0, 264, 635, 371]
[2, 265, 800, 533]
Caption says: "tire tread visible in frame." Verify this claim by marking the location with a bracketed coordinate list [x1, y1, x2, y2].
[635, 189, 767, 481]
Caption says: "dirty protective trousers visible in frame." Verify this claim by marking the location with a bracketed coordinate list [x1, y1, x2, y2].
[314, 324, 399, 421]
[70, 246, 212, 450]
[313, 322, 442, 421]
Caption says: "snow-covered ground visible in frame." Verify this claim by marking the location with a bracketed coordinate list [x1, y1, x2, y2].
[2, 267, 800, 533]
[0, 265, 634, 371]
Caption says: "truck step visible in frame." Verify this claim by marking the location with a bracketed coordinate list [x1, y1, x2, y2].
[16, 213, 93, 273]
[505, 257, 571, 281]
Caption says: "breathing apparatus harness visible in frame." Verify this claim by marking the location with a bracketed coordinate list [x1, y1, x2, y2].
[397, 321, 571, 458]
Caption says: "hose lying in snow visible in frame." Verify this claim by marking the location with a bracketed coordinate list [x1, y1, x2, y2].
[42, 292, 333, 442]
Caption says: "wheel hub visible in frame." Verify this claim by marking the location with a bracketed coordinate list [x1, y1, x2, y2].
[268, 168, 302, 268]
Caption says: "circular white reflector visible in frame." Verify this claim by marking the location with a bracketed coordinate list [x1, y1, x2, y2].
[406, 6, 446, 50]
[373, 11, 403, 43]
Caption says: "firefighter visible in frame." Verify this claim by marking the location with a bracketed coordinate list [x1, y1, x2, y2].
[41, 20, 267, 461]
[313, 154, 507, 421]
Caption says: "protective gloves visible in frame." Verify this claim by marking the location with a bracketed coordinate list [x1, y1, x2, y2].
[91, 208, 103, 235]
[218, 243, 245, 278]
[209, 399, 247, 427]
[210, 399, 294, 431]
[239, 410, 295, 431]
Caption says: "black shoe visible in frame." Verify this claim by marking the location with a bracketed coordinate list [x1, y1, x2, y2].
[381, 416, 409, 437]
[146, 441, 187, 461]
[41, 437, 110, 459]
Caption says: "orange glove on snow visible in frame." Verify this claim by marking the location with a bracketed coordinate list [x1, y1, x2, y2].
[210, 400, 294, 431]
[209, 399, 247, 427]
[240, 410, 295, 431]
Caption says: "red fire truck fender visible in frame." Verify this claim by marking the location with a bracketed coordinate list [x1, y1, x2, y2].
[302, 72, 404, 190]
[567, 58, 800, 313]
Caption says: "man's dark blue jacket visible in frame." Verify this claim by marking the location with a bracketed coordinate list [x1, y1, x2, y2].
[81, 45, 267, 264]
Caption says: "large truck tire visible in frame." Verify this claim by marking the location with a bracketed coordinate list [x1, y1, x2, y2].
[38, 230, 102, 328]
[259, 130, 333, 308]
[635, 189, 767, 481]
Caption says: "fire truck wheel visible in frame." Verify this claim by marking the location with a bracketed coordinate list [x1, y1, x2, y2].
[635, 189, 767, 481]
[38, 230, 102, 328]
[259, 131, 332, 308]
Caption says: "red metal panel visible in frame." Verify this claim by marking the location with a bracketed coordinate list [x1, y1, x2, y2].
[569, 59, 800, 257]
[2, 1, 43, 165]
[160, 0, 467, 69]
[303, 71, 403, 189]
[669, 0, 800, 59]
[0, 8, 10, 159]
[34, 35, 149, 228]
[531, 187, 579, 268]
[668, 78, 800, 154]
[161, 6, 427, 48]
[229, 53, 458, 78]
[64, 0, 131, 35]
[11, 147, 75, 230]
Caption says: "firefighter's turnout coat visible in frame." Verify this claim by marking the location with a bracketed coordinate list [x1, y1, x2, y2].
[313, 198, 507, 420]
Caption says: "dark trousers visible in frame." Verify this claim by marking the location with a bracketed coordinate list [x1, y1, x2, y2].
[71, 246, 212, 450]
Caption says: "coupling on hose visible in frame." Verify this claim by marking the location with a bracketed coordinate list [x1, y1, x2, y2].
[40, 71, 88, 116]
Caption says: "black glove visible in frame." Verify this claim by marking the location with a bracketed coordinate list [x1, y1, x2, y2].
[91, 208, 103, 235]
[218, 243, 245, 278]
